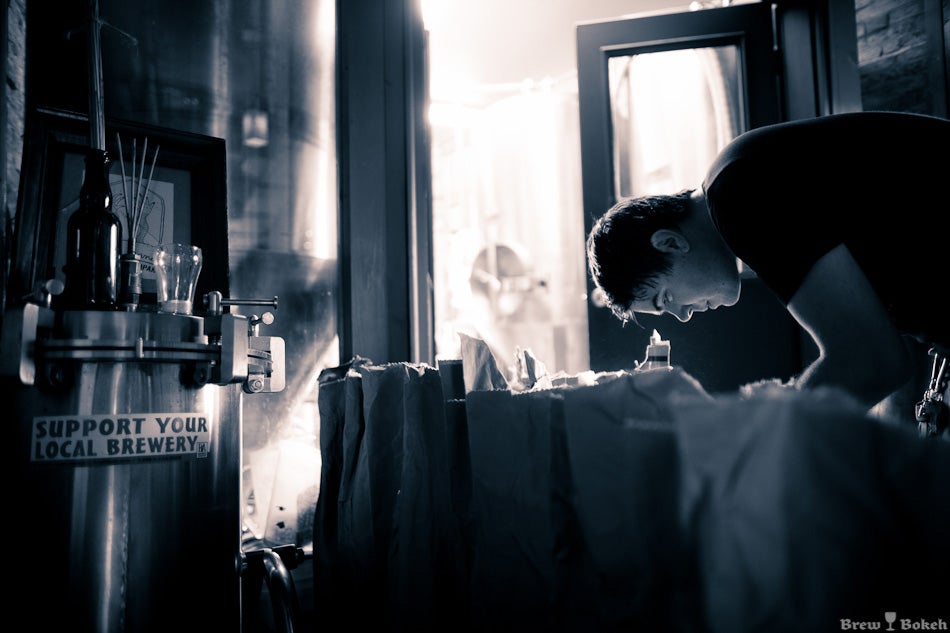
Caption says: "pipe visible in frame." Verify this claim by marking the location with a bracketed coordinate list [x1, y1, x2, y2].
[87, 0, 105, 149]
[261, 548, 301, 633]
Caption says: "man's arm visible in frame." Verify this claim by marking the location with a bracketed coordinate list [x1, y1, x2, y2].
[786, 243, 911, 409]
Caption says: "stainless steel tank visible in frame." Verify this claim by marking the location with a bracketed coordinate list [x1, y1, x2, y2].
[3, 302, 284, 633]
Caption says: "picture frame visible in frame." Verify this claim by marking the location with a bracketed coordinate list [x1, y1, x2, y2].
[9, 106, 230, 308]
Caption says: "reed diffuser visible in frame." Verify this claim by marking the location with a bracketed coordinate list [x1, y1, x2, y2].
[115, 132, 160, 310]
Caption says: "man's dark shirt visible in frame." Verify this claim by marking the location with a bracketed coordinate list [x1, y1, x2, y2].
[702, 111, 950, 347]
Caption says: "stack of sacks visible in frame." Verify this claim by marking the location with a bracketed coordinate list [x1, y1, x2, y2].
[367, 335, 950, 632]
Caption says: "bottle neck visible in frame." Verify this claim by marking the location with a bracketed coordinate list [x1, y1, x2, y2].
[82, 148, 113, 212]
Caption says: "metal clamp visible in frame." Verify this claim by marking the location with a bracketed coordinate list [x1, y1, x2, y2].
[202, 291, 284, 393]
[916, 347, 948, 439]
[2, 289, 285, 394]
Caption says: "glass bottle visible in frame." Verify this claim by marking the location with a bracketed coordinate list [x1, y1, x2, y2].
[63, 148, 122, 309]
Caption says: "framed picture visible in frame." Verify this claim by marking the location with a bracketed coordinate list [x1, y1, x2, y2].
[9, 106, 230, 307]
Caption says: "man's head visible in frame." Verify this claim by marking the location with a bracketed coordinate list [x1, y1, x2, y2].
[586, 189, 740, 324]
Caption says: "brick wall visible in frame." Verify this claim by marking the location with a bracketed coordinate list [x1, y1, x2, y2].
[5, 0, 25, 219]
[2, 0, 26, 314]
[855, 0, 949, 116]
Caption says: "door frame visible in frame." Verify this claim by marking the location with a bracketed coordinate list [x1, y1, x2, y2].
[576, 2, 782, 379]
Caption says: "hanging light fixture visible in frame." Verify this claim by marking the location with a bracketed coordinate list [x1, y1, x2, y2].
[242, 3, 269, 150]
[242, 108, 269, 148]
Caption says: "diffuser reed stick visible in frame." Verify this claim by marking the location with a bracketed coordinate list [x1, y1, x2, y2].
[115, 132, 160, 254]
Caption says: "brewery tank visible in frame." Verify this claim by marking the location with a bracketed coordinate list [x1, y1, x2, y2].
[2, 292, 285, 632]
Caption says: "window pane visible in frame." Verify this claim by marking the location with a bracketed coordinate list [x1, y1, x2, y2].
[428, 81, 591, 378]
[608, 45, 743, 197]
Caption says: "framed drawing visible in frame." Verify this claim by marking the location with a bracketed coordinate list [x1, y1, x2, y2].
[9, 107, 229, 308]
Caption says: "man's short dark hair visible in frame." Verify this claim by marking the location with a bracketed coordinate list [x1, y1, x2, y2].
[585, 189, 693, 322]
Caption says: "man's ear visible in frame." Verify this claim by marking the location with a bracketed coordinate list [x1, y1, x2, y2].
[650, 229, 689, 253]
